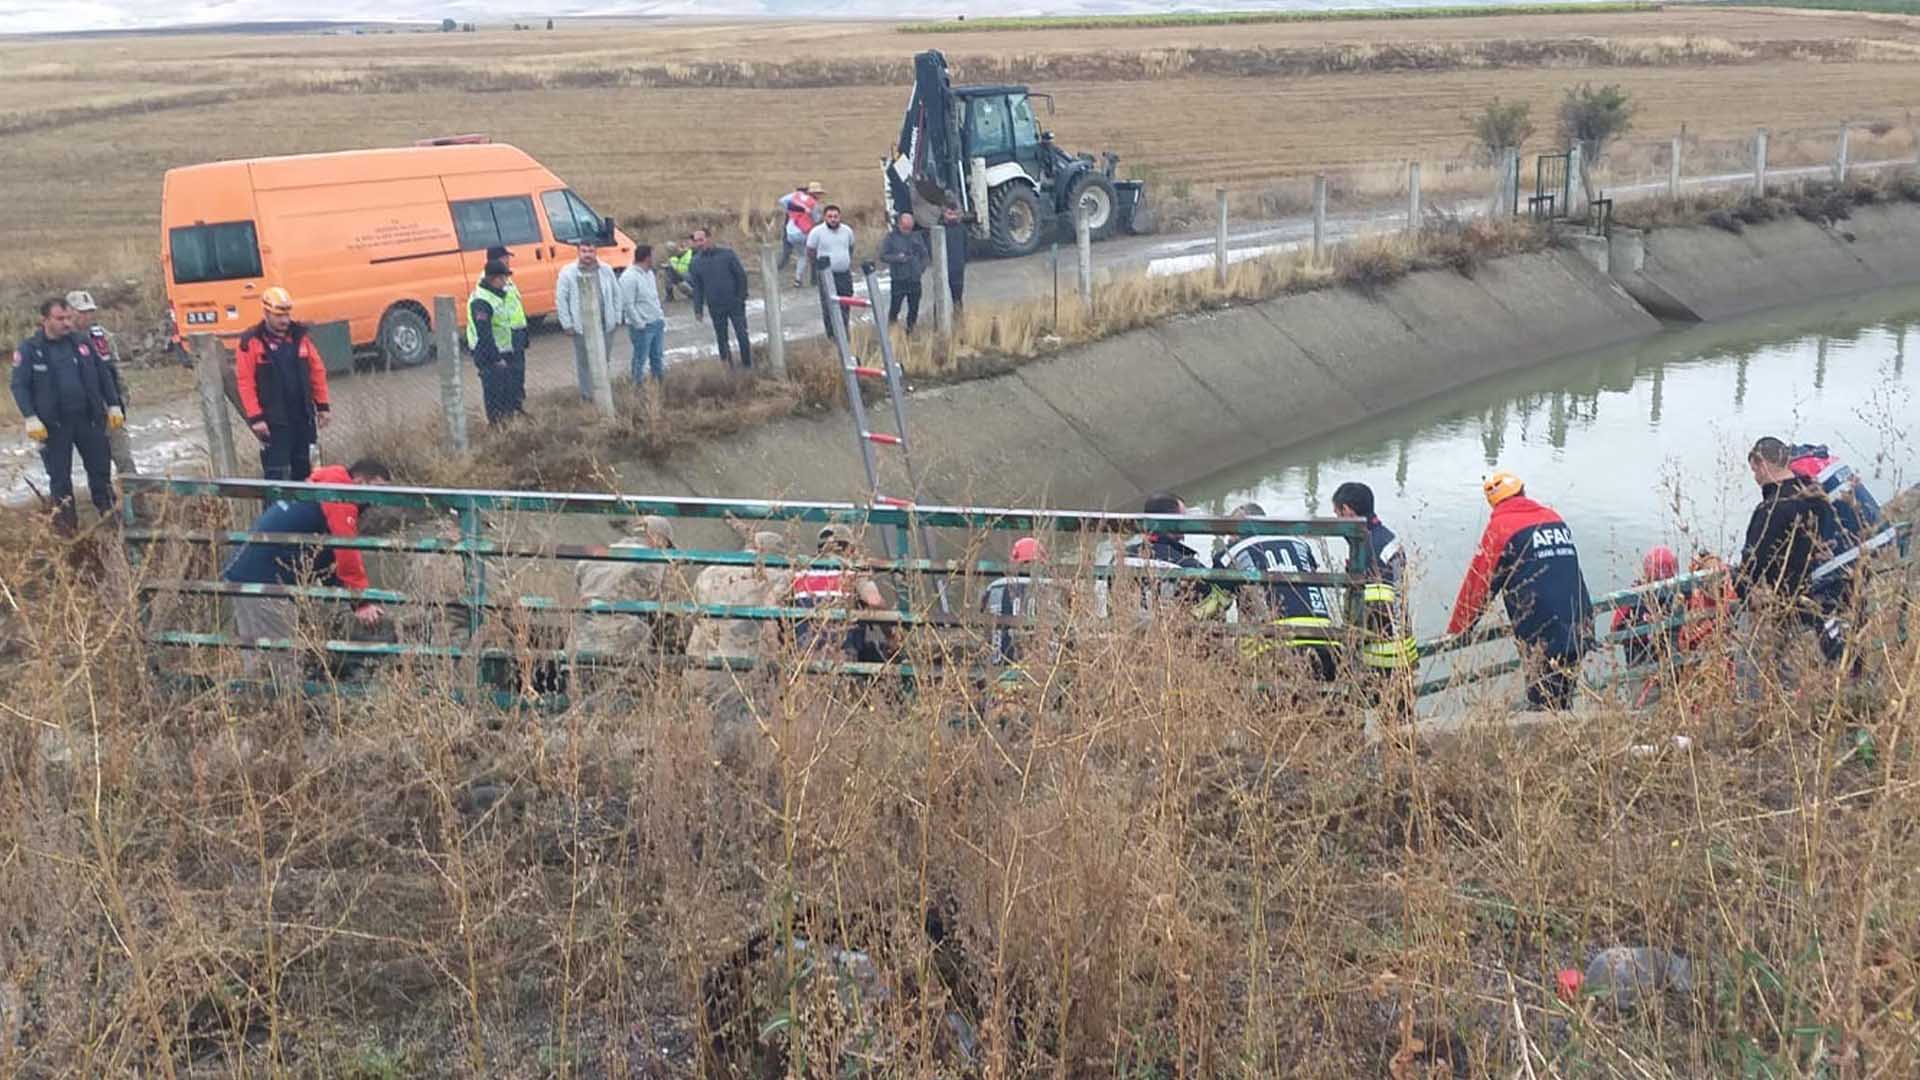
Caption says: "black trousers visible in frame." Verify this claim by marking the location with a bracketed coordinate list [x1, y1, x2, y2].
[1525, 654, 1582, 710]
[888, 279, 922, 331]
[820, 271, 856, 336]
[479, 356, 519, 424]
[259, 422, 313, 482]
[42, 414, 114, 525]
[949, 260, 965, 308]
[711, 304, 752, 369]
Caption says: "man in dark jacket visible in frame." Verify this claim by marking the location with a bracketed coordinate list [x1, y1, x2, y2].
[1448, 471, 1594, 709]
[12, 296, 122, 532]
[687, 228, 752, 370]
[941, 206, 968, 310]
[66, 290, 137, 476]
[880, 212, 929, 333]
[1736, 437, 1844, 671]
[223, 458, 389, 687]
[234, 286, 332, 482]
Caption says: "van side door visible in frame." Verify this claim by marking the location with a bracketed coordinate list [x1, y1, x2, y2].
[447, 192, 548, 316]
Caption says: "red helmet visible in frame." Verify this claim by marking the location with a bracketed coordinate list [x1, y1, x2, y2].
[1010, 537, 1047, 564]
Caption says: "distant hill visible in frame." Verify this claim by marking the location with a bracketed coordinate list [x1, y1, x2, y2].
[0, 1, 1606, 37]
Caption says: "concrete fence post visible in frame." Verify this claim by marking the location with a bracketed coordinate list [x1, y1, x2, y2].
[578, 276, 615, 414]
[432, 295, 468, 453]
[1754, 129, 1769, 196]
[190, 333, 238, 478]
[1406, 161, 1422, 234]
[1566, 144, 1584, 216]
[1075, 206, 1094, 309]
[931, 221, 954, 342]
[1834, 124, 1851, 185]
[758, 243, 787, 378]
[1500, 148, 1520, 217]
[1668, 135, 1683, 201]
[1213, 187, 1229, 286]
[1311, 174, 1328, 263]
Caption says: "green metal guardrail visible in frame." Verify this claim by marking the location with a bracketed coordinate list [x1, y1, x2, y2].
[122, 476, 1377, 697]
[122, 476, 1912, 705]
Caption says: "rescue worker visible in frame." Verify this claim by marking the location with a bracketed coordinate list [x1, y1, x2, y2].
[1736, 436, 1845, 663]
[980, 536, 1053, 666]
[790, 524, 892, 663]
[468, 259, 522, 426]
[685, 528, 792, 719]
[485, 245, 531, 378]
[1448, 471, 1594, 710]
[221, 458, 389, 688]
[1217, 503, 1341, 682]
[778, 182, 825, 287]
[663, 241, 695, 302]
[234, 286, 332, 482]
[1788, 441, 1901, 601]
[1611, 545, 1683, 671]
[569, 515, 679, 690]
[66, 290, 136, 476]
[11, 296, 122, 532]
[1332, 481, 1418, 680]
[1099, 492, 1211, 621]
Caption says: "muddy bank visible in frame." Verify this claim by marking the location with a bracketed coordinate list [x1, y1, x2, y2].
[609, 203, 1920, 530]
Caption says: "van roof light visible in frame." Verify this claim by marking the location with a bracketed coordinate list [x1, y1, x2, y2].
[413, 134, 491, 147]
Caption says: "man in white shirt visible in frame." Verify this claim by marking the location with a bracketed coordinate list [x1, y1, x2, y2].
[554, 244, 620, 402]
[805, 205, 857, 337]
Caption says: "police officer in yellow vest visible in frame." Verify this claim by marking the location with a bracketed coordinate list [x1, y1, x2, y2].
[468, 259, 522, 426]
[484, 246, 530, 414]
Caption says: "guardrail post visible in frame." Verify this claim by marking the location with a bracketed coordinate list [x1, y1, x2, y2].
[191, 333, 238, 479]
[1834, 123, 1851, 184]
[1312, 174, 1327, 262]
[758, 243, 787, 379]
[1668, 135, 1683, 200]
[1076, 205, 1094, 308]
[1213, 187, 1229, 286]
[579, 276, 615, 415]
[1754, 128, 1769, 196]
[1406, 161, 1422, 234]
[931, 221, 955, 343]
[432, 296, 468, 453]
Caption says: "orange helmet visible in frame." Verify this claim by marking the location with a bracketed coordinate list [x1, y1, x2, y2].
[1010, 537, 1048, 564]
[1482, 471, 1524, 507]
[260, 286, 294, 315]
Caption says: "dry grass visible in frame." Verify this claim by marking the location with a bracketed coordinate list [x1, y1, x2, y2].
[1614, 166, 1920, 231]
[2, 492, 1917, 1075]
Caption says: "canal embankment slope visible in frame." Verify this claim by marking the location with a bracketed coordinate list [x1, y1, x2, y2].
[618, 202, 1920, 514]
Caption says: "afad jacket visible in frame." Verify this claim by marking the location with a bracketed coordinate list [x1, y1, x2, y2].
[1447, 496, 1594, 658]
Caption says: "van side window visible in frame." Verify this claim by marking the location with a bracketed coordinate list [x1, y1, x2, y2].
[170, 221, 262, 285]
[452, 196, 541, 251]
[542, 189, 605, 245]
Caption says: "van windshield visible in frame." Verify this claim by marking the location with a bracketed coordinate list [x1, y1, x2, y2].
[170, 221, 262, 285]
[541, 189, 606, 245]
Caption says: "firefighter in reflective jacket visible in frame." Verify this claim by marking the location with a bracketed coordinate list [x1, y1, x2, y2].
[234, 287, 331, 481]
[1333, 480, 1418, 675]
[1216, 502, 1340, 681]
[1448, 472, 1594, 710]
[469, 260, 522, 425]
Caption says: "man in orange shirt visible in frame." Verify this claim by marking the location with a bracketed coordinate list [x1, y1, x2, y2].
[234, 286, 332, 481]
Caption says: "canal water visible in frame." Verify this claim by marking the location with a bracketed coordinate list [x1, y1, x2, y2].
[1190, 287, 1920, 639]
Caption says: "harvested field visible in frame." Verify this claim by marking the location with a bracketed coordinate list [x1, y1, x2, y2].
[2, 6, 1919, 358]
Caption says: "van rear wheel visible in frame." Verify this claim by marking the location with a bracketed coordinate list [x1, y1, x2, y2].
[378, 305, 433, 369]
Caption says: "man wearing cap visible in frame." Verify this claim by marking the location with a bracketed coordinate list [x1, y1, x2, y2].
[555, 244, 620, 402]
[981, 536, 1056, 666]
[12, 296, 122, 532]
[791, 524, 892, 663]
[484, 245, 531, 363]
[685, 526, 793, 717]
[65, 290, 137, 475]
[1448, 471, 1594, 710]
[468, 259, 523, 426]
[570, 515, 681, 679]
[778, 182, 826, 288]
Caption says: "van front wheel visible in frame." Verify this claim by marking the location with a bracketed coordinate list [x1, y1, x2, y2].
[378, 305, 433, 369]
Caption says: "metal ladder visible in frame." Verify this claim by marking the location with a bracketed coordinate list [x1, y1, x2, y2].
[817, 257, 951, 615]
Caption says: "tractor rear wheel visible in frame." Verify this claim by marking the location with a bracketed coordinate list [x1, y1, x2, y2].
[989, 183, 1043, 258]
[1068, 173, 1119, 241]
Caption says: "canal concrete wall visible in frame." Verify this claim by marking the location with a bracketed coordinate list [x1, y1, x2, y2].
[1610, 203, 1920, 322]
[617, 203, 1920, 521]
[621, 247, 1659, 513]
